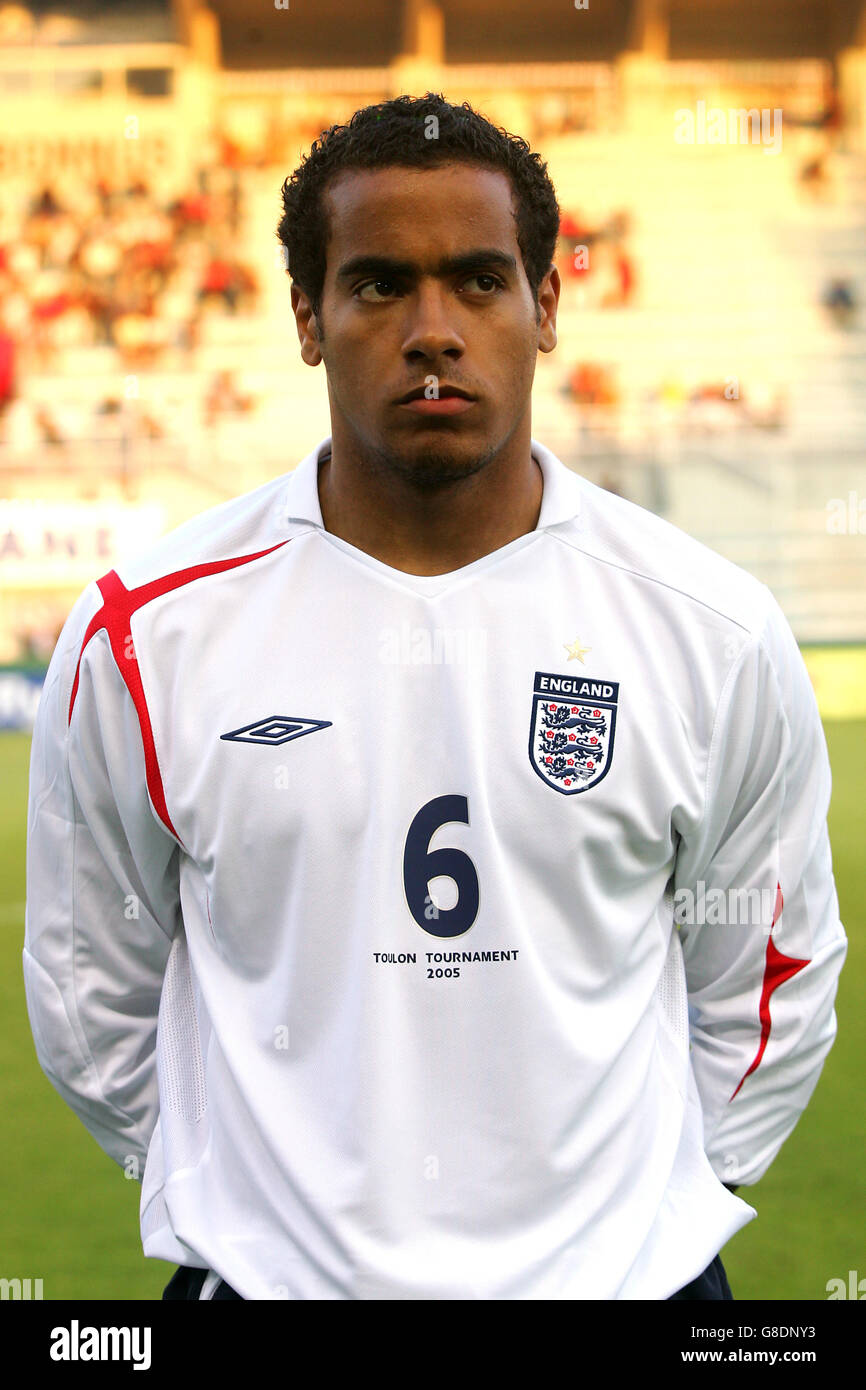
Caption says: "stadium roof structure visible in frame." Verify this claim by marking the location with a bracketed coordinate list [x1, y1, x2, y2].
[2, 2, 862, 63]
[0, 1, 174, 44]
[201, 0, 864, 68]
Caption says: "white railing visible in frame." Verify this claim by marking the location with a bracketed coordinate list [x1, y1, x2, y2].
[2, 433, 864, 644]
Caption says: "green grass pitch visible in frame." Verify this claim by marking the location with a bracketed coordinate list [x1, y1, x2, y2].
[1, 724, 862, 1300]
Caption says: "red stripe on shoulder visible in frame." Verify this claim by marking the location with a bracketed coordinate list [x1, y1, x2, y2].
[67, 541, 289, 842]
[729, 884, 810, 1101]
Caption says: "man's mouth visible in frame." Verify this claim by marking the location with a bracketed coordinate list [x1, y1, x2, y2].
[396, 384, 477, 416]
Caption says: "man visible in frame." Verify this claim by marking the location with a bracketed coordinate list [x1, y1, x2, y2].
[24, 94, 846, 1301]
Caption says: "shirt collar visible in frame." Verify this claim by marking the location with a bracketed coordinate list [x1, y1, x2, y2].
[282, 436, 582, 532]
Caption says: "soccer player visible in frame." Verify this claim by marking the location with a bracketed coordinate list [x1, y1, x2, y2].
[24, 94, 846, 1301]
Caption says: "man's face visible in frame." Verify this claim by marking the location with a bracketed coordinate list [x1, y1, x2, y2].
[291, 162, 558, 487]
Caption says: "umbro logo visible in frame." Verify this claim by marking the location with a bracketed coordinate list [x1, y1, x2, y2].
[220, 715, 332, 747]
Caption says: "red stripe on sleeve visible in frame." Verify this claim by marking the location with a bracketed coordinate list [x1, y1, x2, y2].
[67, 542, 288, 842]
[729, 884, 810, 1100]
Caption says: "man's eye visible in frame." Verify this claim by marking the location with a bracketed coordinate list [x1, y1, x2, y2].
[462, 273, 502, 294]
[357, 280, 397, 302]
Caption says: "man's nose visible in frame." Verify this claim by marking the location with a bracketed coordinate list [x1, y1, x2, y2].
[401, 280, 465, 360]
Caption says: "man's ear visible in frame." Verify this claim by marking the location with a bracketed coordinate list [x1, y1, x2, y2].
[536, 264, 560, 355]
[291, 283, 323, 366]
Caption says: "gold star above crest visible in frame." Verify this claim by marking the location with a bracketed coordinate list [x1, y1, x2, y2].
[564, 638, 591, 663]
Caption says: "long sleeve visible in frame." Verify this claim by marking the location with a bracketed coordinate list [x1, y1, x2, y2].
[673, 587, 847, 1187]
[23, 583, 182, 1176]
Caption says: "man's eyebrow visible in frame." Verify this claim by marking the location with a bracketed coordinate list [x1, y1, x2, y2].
[335, 249, 519, 284]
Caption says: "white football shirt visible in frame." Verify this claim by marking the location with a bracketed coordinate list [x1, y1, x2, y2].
[23, 437, 847, 1298]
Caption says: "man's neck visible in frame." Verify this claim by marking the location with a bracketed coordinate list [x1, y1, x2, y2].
[316, 440, 544, 577]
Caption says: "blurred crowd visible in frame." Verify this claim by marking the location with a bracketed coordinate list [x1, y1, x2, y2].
[556, 207, 636, 309]
[0, 150, 259, 397]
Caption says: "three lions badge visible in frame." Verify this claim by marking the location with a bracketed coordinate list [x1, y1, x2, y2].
[529, 671, 619, 794]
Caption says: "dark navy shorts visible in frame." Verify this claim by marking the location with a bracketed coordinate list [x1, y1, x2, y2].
[162, 1252, 733, 1300]
[667, 1252, 733, 1300]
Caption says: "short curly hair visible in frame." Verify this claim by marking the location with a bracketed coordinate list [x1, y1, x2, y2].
[276, 92, 560, 320]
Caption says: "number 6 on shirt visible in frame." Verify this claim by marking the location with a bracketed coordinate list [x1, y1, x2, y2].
[403, 795, 480, 938]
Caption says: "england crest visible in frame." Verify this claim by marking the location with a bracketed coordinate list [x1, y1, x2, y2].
[529, 671, 619, 794]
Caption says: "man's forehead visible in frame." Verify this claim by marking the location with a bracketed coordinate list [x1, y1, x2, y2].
[323, 163, 519, 257]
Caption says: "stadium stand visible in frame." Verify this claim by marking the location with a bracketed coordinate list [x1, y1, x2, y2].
[1, 0, 865, 668]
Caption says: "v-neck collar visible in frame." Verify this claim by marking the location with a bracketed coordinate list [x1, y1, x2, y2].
[280, 436, 583, 595]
